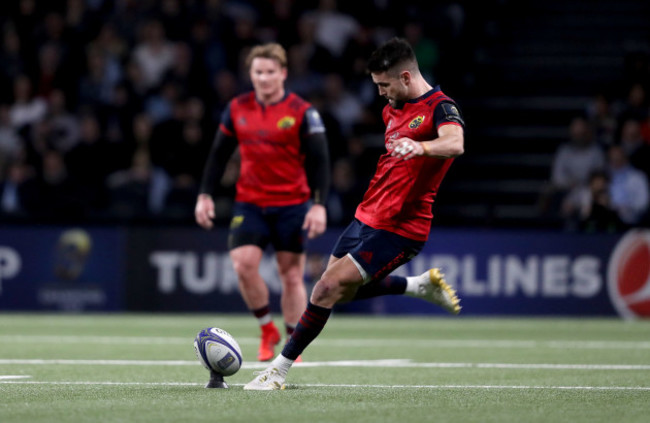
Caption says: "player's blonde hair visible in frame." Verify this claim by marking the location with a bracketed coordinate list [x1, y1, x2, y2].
[245, 43, 288, 69]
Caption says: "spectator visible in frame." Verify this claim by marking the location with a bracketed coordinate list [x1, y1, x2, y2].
[322, 73, 364, 136]
[616, 83, 648, 127]
[340, 23, 379, 91]
[33, 150, 85, 219]
[0, 159, 38, 216]
[0, 25, 29, 88]
[163, 42, 209, 97]
[9, 74, 47, 131]
[292, 13, 336, 74]
[286, 45, 324, 99]
[326, 157, 364, 225]
[65, 113, 111, 211]
[619, 118, 650, 179]
[586, 93, 617, 147]
[90, 22, 129, 65]
[131, 19, 175, 91]
[550, 117, 606, 192]
[162, 121, 207, 218]
[34, 42, 67, 98]
[156, 0, 191, 42]
[222, 11, 260, 74]
[144, 80, 180, 124]
[208, 70, 239, 123]
[187, 18, 227, 83]
[0, 104, 23, 160]
[77, 46, 122, 108]
[540, 116, 606, 219]
[45, 89, 80, 154]
[106, 147, 157, 219]
[561, 170, 622, 233]
[311, 0, 360, 60]
[403, 21, 439, 82]
[607, 145, 649, 226]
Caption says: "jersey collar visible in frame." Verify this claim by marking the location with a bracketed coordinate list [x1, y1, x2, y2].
[392, 85, 440, 109]
[256, 91, 289, 108]
[406, 85, 441, 104]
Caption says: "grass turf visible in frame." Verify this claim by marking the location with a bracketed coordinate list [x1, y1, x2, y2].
[0, 314, 649, 423]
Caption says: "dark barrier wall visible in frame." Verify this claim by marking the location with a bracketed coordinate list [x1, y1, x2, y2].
[1, 226, 649, 318]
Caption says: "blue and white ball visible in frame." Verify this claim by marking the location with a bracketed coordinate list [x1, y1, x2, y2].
[194, 327, 243, 376]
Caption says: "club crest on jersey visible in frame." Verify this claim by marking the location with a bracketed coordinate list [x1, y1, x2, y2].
[277, 116, 296, 129]
[409, 115, 425, 129]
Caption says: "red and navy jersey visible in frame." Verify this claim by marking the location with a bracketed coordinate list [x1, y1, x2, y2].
[355, 86, 464, 241]
[220, 91, 326, 207]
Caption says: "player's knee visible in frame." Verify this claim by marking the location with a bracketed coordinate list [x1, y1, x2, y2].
[281, 275, 305, 293]
[278, 265, 302, 284]
[231, 257, 259, 279]
[310, 275, 343, 306]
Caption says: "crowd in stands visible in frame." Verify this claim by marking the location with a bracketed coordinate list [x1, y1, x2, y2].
[0, 0, 472, 225]
[543, 75, 650, 232]
[1, 0, 649, 232]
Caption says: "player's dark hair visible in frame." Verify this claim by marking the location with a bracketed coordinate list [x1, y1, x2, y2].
[366, 37, 418, 75]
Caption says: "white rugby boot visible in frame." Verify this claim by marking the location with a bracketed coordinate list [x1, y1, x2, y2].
[243, 367, 286, 391]
[406, 268, 461, 314]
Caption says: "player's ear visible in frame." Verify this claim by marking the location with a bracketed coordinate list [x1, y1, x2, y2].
[400, 70, 411, 86]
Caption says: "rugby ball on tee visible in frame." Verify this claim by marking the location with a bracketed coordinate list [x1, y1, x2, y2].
[193, 327, 243, 376]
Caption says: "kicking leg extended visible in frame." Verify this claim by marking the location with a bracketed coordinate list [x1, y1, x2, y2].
[353, 269, 461, 314]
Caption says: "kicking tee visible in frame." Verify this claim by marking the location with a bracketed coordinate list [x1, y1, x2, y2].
[355, 86, 464, 241]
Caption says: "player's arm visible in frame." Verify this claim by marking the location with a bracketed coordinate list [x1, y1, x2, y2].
[392, 101, 465, 160]
[421, 124, 464, 158]
[300, 107, 330, 238]
[195, 128, 238, 229]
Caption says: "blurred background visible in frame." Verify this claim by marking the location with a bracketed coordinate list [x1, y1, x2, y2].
[1, 0, 649, 317]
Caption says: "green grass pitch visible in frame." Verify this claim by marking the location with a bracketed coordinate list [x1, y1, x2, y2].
[1, 313, 649, 423]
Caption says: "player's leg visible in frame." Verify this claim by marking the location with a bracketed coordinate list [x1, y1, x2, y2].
[229, 245, 281, 361]
[346, 227, 461, 314]
[279, 224, 453, 363]
[230, 245, 267, 309]
[275, 251, 307, 349]
[243, 221, 361, 389]
[271, 202, 310, 338]
[351, 269, 461, 314]
[228, 203, 280, 361]
[243, 255, 363, 390]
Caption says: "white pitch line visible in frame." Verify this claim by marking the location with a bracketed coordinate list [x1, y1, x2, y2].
[0, 375, 31, 380]
[0, 380, 649, 391]
[1, 335, 650, 350]
[295, 383, 650, 391]
[1, 359, 650, 371]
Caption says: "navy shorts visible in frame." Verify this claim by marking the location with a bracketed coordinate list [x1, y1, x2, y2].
[331, 219, 425, 282]
[228, 201, 309, 253]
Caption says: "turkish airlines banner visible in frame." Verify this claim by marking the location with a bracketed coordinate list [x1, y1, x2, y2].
[1, 225, 648, 318]
[122, 227, 339, 312]
[121, 226, 649, 318]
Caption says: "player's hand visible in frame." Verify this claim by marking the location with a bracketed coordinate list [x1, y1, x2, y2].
[302, 204, 327, 239]
[195, 194, 216, 229]
[391, 138, 424, 160]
